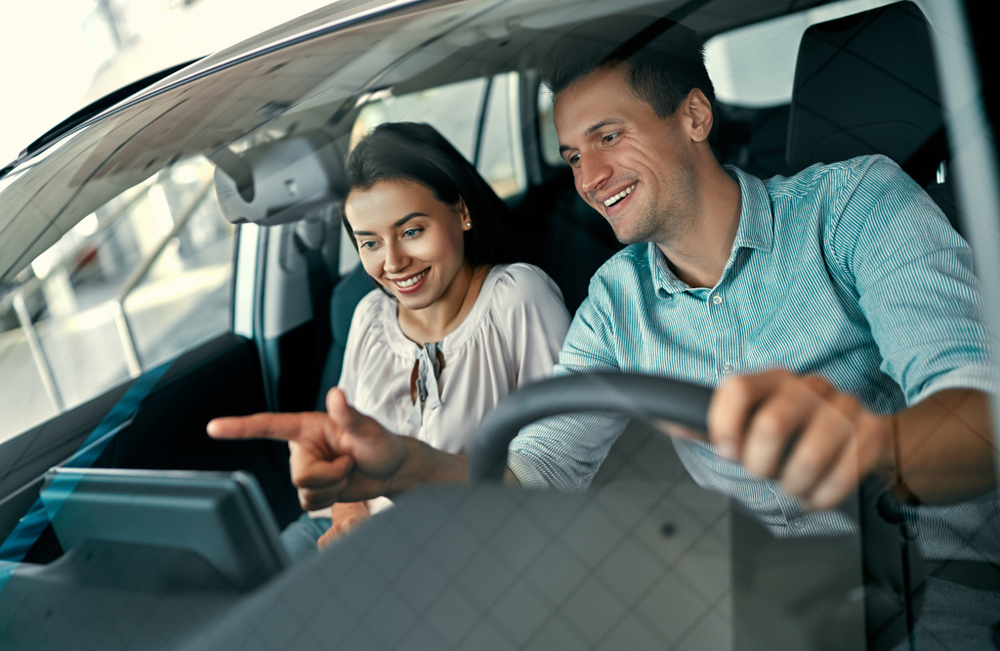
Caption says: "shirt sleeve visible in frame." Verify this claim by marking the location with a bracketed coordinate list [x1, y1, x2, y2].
[492, 263, 572, 388]
[507, 266, 630, 491]
[826, 155, 994, 405]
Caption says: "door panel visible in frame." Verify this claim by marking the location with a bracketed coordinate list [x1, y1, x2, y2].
[0, 332, 299, 562]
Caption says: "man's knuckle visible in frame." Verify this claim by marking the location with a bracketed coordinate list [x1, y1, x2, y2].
[290, 467, 308, 486]
[794, 448, 825, 476]
[803, 375, 831, 395]
[728, 374, 753, 394]
[754, 411, 788, 439]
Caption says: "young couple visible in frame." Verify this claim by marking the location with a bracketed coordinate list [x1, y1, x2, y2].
[210, 20, 998, 644]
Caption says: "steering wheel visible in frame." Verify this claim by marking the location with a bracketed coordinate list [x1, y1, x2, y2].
[469, 372, 713, 482]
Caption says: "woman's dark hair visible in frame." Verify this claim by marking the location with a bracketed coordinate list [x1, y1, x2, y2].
[342, 122, 517, 266]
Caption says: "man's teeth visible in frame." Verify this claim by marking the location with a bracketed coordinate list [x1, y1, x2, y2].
[604, 184, 635, 207]
[396, 269, 428, 288]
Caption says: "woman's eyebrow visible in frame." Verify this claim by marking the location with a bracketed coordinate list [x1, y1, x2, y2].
[394, 213, 427, 228]
[353, 213, 428, 238]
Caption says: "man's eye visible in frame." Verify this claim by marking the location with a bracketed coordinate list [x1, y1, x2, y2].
[602, 132, 619, 144]
[567, 153, 580, 165]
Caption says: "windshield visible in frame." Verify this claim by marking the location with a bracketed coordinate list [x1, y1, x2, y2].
[1, 0, 997, 649]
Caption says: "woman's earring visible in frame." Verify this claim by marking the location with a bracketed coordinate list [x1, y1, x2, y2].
[466, 221, 472, 229]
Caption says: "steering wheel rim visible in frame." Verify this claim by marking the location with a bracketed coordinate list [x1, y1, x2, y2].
[469, 372, 713, 482]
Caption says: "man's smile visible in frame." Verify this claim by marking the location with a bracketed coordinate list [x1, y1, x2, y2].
[602, 183, 636, 207]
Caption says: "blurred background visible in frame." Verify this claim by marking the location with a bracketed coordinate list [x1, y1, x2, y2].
[0, 0, 341, 442]
[0, 0, 341, 167]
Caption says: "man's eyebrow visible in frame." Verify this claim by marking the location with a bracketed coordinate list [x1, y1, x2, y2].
[558, 119, 626, 154]
[353, 213, 425, 238]
[584, 119, 623, 136]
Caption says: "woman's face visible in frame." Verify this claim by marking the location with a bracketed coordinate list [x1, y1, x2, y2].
[345, 179, 472, 311]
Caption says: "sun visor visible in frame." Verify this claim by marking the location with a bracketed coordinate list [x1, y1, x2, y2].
[213, 137, 344, 226]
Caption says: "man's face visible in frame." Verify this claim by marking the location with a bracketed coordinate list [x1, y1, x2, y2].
[553, 65, 699, 246]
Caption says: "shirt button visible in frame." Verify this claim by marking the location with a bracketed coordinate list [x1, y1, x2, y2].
[721, 363, 733, 374]
[791, 517, 806, 530]
[712, 295, 722, 305]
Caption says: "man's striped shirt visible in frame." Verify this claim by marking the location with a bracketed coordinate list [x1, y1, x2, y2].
[509, 155, 997, 561]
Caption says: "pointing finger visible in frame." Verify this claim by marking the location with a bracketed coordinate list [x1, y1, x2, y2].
[207, 412, 321, 443]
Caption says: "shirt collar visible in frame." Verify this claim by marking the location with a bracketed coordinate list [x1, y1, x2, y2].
[649, 165, 774, 295]
[728, 165, 774, 254]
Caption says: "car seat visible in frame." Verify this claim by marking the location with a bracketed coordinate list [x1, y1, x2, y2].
[786, 0, 959, 231]
[313, 262, 376, 411]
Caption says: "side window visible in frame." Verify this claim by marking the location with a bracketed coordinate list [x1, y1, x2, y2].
[476, 72, 526, 198]
[351, 78, 488, 160]
[0, 156, 236, 444]
[351, 74, 526, 198]
[537, 86, 565, 169]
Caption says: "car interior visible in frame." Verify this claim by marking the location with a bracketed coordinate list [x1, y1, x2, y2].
[0, 0, 985, 648]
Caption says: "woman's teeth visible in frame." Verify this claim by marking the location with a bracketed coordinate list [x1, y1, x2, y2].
[396, 269, 428, 288]
[604, 184, 635, 207]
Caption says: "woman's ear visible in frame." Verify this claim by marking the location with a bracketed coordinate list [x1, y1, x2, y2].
[457, 197, 472, 230]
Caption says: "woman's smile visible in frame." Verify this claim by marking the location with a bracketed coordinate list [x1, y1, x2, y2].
[392, 268, 430, 292]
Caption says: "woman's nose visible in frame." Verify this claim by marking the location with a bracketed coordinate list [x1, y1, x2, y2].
[383, 241, 409, 273]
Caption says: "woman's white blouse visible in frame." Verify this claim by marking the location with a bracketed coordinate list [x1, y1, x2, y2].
[337, 263, 571, 455]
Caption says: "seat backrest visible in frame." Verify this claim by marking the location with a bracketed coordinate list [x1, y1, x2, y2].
[786, 1, 960, 232]
[509, 169, 623, 315]
[313, 263, 376, 410]
[787, 1, 942, 179]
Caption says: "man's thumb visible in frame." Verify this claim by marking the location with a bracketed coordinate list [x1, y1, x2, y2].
[326, 387, 360, 431]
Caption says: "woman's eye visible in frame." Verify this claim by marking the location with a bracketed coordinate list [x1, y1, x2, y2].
[402, 228, 422, 238]
[359, 240, 377, 250]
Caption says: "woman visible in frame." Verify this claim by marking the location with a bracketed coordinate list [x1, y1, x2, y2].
[284, 122, 570, 556]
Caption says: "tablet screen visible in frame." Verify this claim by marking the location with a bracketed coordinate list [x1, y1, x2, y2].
[41, 468, 290, 591]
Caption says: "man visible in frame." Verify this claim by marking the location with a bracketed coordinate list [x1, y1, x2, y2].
[209, 19, 996, 563]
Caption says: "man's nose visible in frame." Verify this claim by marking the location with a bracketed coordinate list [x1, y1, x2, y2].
[384, 241, 409, 273]
[579, 152, 612, 195]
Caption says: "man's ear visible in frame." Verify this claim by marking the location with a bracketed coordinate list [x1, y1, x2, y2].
[683, 88, 714, 143]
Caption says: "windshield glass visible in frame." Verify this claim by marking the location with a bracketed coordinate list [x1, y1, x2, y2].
[1, 0, 997, 649]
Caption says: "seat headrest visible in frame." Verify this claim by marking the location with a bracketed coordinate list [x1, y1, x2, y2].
[786, 1, 942, 176]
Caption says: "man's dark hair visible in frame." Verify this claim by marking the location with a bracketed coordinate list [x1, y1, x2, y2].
[541, 16, 715, 118]
[343, 121, 517, 266]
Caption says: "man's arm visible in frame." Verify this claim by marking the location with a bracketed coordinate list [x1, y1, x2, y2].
[207, 388, 468, 510]
[708, 369, 997, 510]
